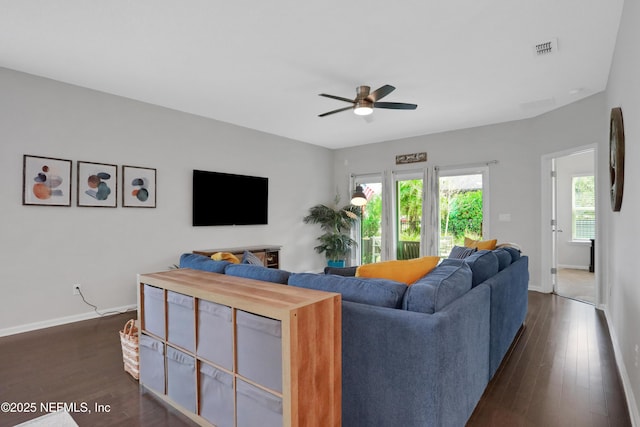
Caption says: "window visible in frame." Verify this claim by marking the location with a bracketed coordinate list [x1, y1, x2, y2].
[572, 175, 595, 240]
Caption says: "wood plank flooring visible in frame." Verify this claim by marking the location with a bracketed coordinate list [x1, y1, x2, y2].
[0, 292, 631, 426]
[468, 292, 631, 426]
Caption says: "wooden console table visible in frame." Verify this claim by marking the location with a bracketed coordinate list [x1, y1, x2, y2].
[193, 245, 281, 268]
[137, 268, 341, 427]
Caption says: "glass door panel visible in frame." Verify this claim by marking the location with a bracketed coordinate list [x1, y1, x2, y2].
[396, 178, 423, 260]
[355, 180, 383, 264]
[438, 173, 484, 256]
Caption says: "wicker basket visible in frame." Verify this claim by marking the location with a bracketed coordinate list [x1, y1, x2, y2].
[119, 319, 139, 380]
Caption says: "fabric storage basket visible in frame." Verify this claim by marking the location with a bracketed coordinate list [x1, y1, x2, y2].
[119, 319, 139, 380]
[236, 310, 283, 392]
[199, 363, 234, 427]
[197, 300, 233, 369]
[143, 284, 165, 338]
[167, 291, 195, 352]
[166, 347, 196, 413]
[139, 334, 165, 394]
[236, 379, 283, 427]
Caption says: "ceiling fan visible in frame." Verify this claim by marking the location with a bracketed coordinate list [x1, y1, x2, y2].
[318, 84, 417, 117]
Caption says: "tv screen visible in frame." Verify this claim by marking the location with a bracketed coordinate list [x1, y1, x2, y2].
[193, 170, 268, 226]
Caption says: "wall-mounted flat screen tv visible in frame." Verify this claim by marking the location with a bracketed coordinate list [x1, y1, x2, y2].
[193, 170, 268, 226]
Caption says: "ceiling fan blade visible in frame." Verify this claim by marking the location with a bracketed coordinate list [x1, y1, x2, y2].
[367, 85, 395, 102]
[373, 102, 418, 110]
[319, 93, 355, 103]
[318, 106, 353, 117]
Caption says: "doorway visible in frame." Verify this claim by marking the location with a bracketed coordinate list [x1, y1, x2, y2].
[549, 148, 597, 304]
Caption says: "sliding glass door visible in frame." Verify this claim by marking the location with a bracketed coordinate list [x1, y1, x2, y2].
[352, 166, 489, 263]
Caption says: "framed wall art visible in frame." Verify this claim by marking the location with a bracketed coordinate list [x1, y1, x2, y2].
[77, 161, 118, 207]
[22, 155, 72, 206]
[122, 165, 156, 208]
[609, 107, 625, 212]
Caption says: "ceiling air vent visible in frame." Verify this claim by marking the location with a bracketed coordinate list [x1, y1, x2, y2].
[534, 38, 558, 56]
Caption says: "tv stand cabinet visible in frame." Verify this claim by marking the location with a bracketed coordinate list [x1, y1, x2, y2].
[193, 245, 281, 268]
[137, 268, 341, 427]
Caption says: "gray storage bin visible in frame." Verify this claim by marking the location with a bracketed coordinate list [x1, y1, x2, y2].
[166, 347, 196, 413]
[143, 284, 165, 338]
[139, 334, 165, 394]
[236, 380, 283, 427]
[167, 291, 195, 352]
[236, 310, 283, 392]
[197, 300, 233, 369]
[199, 363, 234, 427]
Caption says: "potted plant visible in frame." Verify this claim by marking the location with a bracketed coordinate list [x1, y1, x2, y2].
[303, 196, 361, 267]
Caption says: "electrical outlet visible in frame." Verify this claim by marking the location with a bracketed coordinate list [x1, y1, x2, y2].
[72, 284, 81, 296]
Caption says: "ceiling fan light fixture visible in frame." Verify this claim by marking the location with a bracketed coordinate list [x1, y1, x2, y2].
[354, 100, 373, 116]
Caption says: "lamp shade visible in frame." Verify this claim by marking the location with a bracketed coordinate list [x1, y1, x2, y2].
[350, 185, 367, 206]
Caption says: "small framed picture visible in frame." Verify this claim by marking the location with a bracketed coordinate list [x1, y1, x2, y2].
[23, 155, 72, 206]
[122, 165, 156, 208]
[77, 161, 118, 207]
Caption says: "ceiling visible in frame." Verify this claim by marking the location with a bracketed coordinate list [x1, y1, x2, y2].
[0, 1, 624, 149]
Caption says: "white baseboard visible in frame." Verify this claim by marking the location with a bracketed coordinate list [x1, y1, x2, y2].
[557, 264, 590, 270]
[0, 304, 137, 337]
[603, 306, 640, 427]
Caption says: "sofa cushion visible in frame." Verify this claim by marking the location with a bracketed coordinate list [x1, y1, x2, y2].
[464, 250, 499, 287]
[355, 256, 440, 285]
[288, 273, 407, 308]
[224, 264, 290, 284]
[179, 253, 230, 273]
[402, 259, 472, 314]
[502, 246, 521, 261]
[493, 248, 512, 271]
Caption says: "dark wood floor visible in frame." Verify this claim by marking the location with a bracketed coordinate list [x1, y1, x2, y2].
[468, 292, 631, 427]
[0, 292, 631, 427]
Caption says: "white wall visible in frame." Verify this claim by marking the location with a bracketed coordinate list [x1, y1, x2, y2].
[556, 151, 594, 269]
[333, 93, 606, 292]
[604, 0, 640, 421]
[0, 68, 334, 334]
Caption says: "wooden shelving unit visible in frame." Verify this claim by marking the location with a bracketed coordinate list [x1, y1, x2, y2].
[137, 268, 341, 427]
[192, 245, 281, 268]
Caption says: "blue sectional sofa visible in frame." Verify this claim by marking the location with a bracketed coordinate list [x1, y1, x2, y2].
[179, 248, 529, 427]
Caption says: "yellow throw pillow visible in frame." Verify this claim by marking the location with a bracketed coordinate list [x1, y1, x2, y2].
[464, 237, 498, 250]
[211, 252, 240, 264]
[355, 256, 440, 285]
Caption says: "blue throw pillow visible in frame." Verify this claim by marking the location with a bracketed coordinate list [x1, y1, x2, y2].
[323, 266, 358, 276]
[448, 245, 477, 259]
[179, 253, 230, 273]
[242, 250, 264, 266]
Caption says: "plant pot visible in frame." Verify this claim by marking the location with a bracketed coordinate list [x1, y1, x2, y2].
[327, 260, 345, 268]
